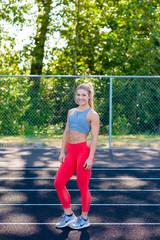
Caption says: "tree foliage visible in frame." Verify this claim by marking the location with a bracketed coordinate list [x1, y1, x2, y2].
[0, 0, 160, 136]
[1, 0, 159, 75]
[49, 0, 159, 75]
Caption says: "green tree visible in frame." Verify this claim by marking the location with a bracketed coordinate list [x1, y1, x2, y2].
[0, 0, 33, 74]
[112, 77, 160, 134]
[48, 0, 159, 76]
[0, 76, 31, 135]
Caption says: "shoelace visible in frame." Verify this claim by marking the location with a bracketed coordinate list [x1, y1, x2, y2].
[75, 217, 83, 225]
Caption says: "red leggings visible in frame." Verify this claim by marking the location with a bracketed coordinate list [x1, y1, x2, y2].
[54, 142, 93, 212]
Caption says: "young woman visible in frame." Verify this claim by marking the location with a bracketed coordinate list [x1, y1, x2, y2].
[54, 83, 100, 230]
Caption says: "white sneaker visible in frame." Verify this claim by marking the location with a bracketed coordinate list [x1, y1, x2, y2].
[69, 216, 90, 230]
[56, 213, 77, 228]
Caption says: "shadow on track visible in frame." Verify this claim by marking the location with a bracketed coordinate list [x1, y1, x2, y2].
[56, 227, 90, 240]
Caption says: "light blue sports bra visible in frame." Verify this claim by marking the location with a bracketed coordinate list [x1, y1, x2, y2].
[68, 107, 91, 136]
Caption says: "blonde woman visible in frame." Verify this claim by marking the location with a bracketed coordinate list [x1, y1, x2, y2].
[54, 83, 100, 229]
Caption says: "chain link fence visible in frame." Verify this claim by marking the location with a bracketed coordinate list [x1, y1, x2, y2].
[0, 75, 159, 148]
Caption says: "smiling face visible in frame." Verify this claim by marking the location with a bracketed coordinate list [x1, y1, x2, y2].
[76, 89, 90, 107]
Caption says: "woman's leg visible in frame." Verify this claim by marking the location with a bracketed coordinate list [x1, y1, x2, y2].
[76, 145, 93, 219]
[54, 151, 76, 212]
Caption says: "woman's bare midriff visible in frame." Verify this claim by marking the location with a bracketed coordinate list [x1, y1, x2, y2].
[68, 131, 87, 144]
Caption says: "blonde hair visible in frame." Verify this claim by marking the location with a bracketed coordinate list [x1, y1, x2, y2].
[76, 82, 94, 109]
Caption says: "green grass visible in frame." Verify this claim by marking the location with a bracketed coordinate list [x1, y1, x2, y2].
[110, 135, 160, 147]
[0, 135, 159, 148]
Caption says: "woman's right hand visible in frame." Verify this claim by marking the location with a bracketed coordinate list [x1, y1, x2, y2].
[59, 153, 66, 163]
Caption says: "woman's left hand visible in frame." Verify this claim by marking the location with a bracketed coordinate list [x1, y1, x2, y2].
[83, 158, 93, 170]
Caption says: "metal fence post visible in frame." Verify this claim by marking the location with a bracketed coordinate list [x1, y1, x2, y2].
[109, 76, 113, 149]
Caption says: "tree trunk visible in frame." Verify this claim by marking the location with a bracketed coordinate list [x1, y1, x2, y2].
[73, 0, 80, 76]
[30, 0, 52, 75]
[25, 0, 52, 127]
[71, 0, 80, 106]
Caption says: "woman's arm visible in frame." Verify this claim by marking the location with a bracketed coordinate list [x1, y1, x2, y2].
[83, 111, 100, 170]
[58, 111, 70, 163]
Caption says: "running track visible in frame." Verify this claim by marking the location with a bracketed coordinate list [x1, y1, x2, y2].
[0, 147, 160, 240]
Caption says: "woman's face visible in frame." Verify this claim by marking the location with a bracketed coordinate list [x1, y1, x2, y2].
[76, 89, 90, 107]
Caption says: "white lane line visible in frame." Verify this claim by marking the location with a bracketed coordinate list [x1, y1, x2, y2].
[0, 177, 160, 180]
[0, 177, 97, 180]
[92, 168, 160, 171]
[1, 189, 160, 192]
[1, 168, 160, 171]
[0, 168, 59, 171]
[1, 203, 160, 206]
[1, 222, 160, 225]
